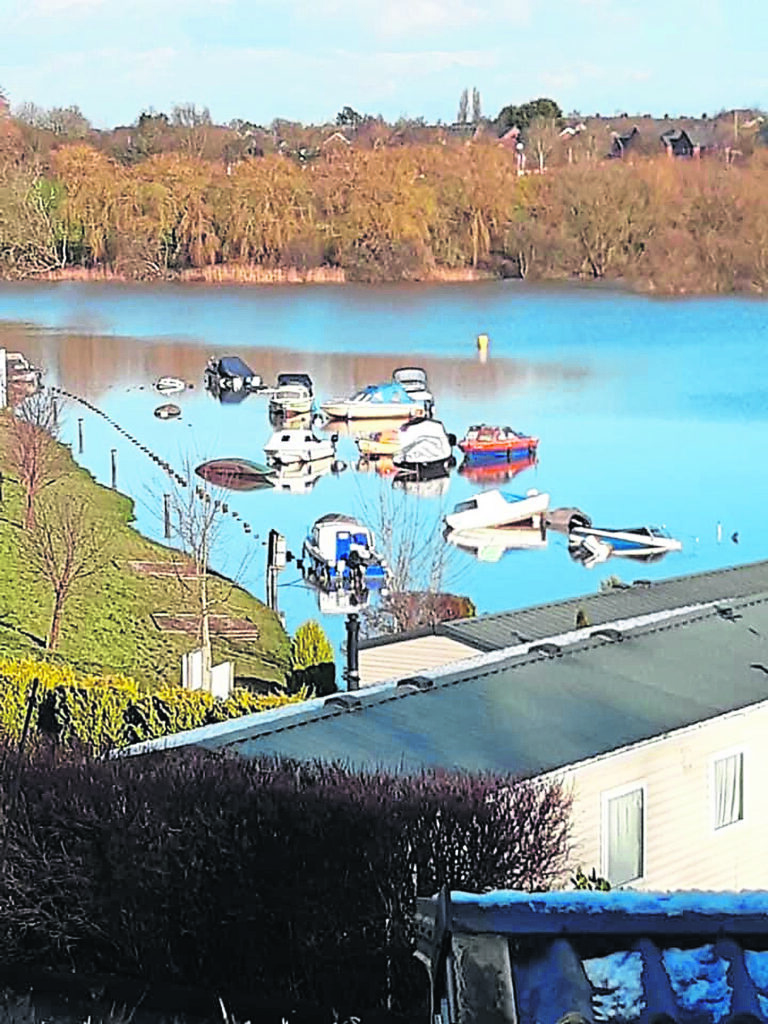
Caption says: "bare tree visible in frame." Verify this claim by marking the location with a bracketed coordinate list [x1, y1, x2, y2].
[471, 87, 482, 125]
[171, 103, 213, 158]
[358, 484, 470, 636]
[25, 495, 109, 650]
[456, 88, 469, 126]
[6, 390, 64, 530]
[526, 116, 561, 172]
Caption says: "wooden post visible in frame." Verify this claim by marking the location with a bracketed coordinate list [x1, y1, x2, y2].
[110, 448, 117, 490]
[163, 494, 171, 539]
[77, 417, 84, 454]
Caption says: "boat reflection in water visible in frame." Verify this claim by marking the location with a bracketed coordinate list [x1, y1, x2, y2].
[195, 458, 275, 492]
[446, 525, 548, 563]
[355, 456, 399, 477]
[458, 451, 538, 486]
[314, 584, 372, 616]
[272, 456, 347, 494]
[392, 467, 450, 499]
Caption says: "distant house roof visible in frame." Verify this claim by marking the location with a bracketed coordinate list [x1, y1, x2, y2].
[416, 888, 768, 1024]
[124, 560, 768, 779]
[322, 131, 351, 148]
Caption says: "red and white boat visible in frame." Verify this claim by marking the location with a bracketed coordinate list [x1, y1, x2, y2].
[458, 424, 539, 462]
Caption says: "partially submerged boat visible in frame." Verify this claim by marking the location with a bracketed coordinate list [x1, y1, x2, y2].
[392, 366, 434, 416]
[446, 525, 548, 562]
[391, 417, 455, 475]
[458, 425, 539, 462]
[569, 524, 683, 557]
[204, 355, 262, 394]
[321, 380, 426, 420]
[444, 488, 550, 532]
[154, 403, 181, 420]
[268, 372, 314, 418]
[263, 428, 337, 467]
[154, 376, 186, 395]
[195, 458, 275, 491]
[302, 514, 387, 589]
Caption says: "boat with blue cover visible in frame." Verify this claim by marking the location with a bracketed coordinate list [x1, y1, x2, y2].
[301, 514, 387, 590]
[321, 380, 426, 420]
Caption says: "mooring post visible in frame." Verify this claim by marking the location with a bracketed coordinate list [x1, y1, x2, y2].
[163, 493, 171, 539]
[77, 417, 84, 454]
[110, 448, 117, 490]
[345, 612, 360, 691]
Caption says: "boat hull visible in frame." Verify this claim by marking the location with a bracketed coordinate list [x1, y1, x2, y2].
[445, 489, 550, 532]
[321, 401, 425, 420]
[195, 459, 275, 491]
[570, 526, 683, 555]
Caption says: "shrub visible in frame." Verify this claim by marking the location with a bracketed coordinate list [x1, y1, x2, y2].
[290, 620, 336, 696]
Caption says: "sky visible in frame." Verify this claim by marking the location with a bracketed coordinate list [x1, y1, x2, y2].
[1, 0, 766, 129]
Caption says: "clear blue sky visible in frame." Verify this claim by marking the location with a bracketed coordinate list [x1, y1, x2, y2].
[2, 0, 765, 129]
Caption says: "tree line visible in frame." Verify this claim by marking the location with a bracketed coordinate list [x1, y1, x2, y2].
[2, 130, 768, 291]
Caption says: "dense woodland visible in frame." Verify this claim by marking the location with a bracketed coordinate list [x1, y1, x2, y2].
[1, 93, 768, 293]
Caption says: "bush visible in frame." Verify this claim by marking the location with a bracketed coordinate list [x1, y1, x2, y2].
[290, 620, 336, 696]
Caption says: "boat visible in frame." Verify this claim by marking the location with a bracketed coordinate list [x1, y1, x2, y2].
[446, 525, 548, 562]
[263, 428, 337, 467]
[154, 376, 186, 395]
[458, 425, 539, 462]
[356, 427, 401, 458]
[458, 451, 538, 485]
[302, 514, 387, 589]
[569, 524, 683, 556]
[5, 352, 43, 390]
[154, 403, 181, 420]
[444, 488, 550, 532]
[321, 380, 426, 420]
[546, 507, 592, 534]
[204, 355, 262, 394]
[392, 367, 434, 416]
[194, 458, 275, 491]
[268, 373, 314, 417]
[391, 417, 455, 474]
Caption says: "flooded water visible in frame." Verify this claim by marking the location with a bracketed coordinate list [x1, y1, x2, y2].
[1, 280, 766, 664]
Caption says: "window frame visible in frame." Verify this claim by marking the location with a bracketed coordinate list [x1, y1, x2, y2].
[601, 780, 647, 887]
[710, 747, 745, 832]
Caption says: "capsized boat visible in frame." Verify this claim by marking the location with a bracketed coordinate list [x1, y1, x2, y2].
[321, 380, 426, 420]
[195, 458, 275, 491]
[569, 524, 683, 556]
[302, 514, 387, 589]
[458, 424, 539, 461]
[392, 366, 434, 416]
[154, 376, 186, 395]
[268, 372, 314, 417]
[391, 417, 455, 474]
[154, 403, 181, 420]
[263, 428, 337, 467]
[446, 525, 548, 562]
[204, 355, 262, 394]
[444, 487, 550, 532]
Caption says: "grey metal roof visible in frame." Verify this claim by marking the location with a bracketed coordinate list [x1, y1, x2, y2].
[361, 559, 768, 654]
[193, 593, 768, 777]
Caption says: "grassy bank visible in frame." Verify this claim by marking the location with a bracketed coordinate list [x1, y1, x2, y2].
[0, 412, 290, 688]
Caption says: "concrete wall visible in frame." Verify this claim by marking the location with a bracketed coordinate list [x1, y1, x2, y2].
[561, 699, 768, 890]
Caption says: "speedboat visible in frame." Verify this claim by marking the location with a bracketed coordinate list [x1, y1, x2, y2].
[268, 372, 314, 417]
[263, 428, 337, 467]
[569, 524, 683, 556]
[391, 417, 455, 474]
[444, 488, 550, 532]
[204, 355, 262, 394]
[155, 376, 186, 395]
[392, 367, 434, 416]
[446, 525, 548, 562]
[458, 425, 539, 462]
[195, 458, 275, 491]
[321, 380, 426, 420]
[154, 403, 181, 420]
[301, 514, 387, 589]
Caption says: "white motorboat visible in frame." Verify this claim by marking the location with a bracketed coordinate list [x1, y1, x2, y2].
[154, 376, 186, 395]
[268, 372, 314, 417]
[321, 380, 426, 420]
[569, 524, 683, 557]
[264, 428, 337, 467]
[392, 417, 455, 473]
[446, 525, 548, 562]
[302, 514, 387, 589]
[444, 488, 550, 532]
[392, 366, 435, 416]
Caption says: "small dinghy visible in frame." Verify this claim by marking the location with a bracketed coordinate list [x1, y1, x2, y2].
[154, 403, 181, 420]
[195, 458, 275, 491]
[154, 376, 186, 395]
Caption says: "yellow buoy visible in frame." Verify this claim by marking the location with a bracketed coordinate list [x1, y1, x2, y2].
[477, 333, 489, 354]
